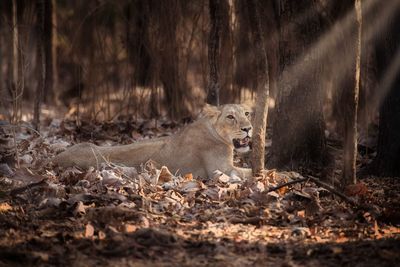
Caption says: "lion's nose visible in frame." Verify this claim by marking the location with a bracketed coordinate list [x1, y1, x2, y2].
[241, 127, 252, 133]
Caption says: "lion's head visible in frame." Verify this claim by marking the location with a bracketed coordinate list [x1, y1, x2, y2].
[202, 104, 253, 153]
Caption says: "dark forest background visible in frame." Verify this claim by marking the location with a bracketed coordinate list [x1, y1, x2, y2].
[0, 0, 399, 182]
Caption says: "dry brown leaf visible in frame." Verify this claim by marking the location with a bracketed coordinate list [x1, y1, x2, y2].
[203, 187, 219, 200]
[98, 230, 106, 240]
[381, 226, 400, 235]
[179, 180, 205, 193]
[297, 210, 305, 218]
[124, 224, 137, 233]
[184, 173, 193, 180]
[345, 182, 369, 197]
[331, 246, 343, 254]
[0, 202, 12, 213]
[32, 252, 49, 262]
[277, 186, 288, 195]
[85, 223, 95, 238]
[72, 201, 86, 217]
[309, 226, 318, 235]
[212, 170, 227, 183]
[374, 220, 382, 238]
[158, 166, 173, 183]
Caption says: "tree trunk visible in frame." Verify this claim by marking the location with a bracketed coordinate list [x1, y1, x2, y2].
[372, 80, 400, 177]
[218, 0, 234, 104]
[269, 0, 328, 170]
[127, 0, 152, 87]
[43, 0, 53, 103]
[260, 0, 279, 126]
[158, 0, 188, 119]
[34, 0, 46, 131]
[247, 0, 270, 176]
[341, 0, 362, 186]
[51, 0, 58, 103]
[234, 0, 256, 97]
[370, 3, 400, 177]
[11, 0, 19, 124]
[0, 20, 3, 105]
[206, 0, 222, 106]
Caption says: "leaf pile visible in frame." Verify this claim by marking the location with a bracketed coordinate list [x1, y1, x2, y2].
[0, 119, 399, 266]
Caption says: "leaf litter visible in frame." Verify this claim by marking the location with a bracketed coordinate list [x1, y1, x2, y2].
[0, 118, 399, 266]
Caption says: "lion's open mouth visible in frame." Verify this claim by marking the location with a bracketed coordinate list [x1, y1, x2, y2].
[233, 137, 250, 149]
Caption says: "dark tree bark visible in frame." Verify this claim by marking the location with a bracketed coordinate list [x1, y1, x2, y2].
[0, 13, 3, 105]
[234, 0, 278, 116]
[269, 0, 328, 170]
[247, 0, 270, 176]
[234, 0, 256, 94]
[43, 0, 53, 103]
[51, 0, 58, 105]
[218, 0, 234, 104]
[259, 0, 279, 125]
[206, 0, 222, 106]
[126, 0, 152, 87]
[34, 0, 46, 131]
[11, 0, 20, 124]
[370, 4, 400, 177]
[158, 0, 188, 119]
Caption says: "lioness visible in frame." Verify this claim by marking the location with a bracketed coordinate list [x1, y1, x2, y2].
[52, 104, 254, 179]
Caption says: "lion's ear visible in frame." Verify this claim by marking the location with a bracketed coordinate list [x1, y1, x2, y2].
[201, 104, 221, 119]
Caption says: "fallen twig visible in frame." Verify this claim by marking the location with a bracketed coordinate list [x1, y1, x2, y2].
[267, 174, 378, 216]
[305, 175, 358, 206]
[267, 177, 309, 193]
[267, 175, 357, 206]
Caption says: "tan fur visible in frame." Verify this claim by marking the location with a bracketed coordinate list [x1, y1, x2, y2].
[52, 104, 254, 179]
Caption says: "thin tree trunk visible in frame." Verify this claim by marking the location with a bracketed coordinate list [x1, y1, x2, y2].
[51, 0, 58, 103]
[34, 0, 46, 131]
[248, 0, 270, 176]
[11, 0, 19, 124]
[261, 0, 279, 126]
[0, 24, 3, 105]
[206, 0, 221, 106]
[234, 0, 254, 98]
[43, 0, 53, 103]
[218, 0, 233, 104]
[341, 0, 362, 186]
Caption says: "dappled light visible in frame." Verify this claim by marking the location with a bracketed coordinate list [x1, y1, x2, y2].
[0, 0, 399, 266]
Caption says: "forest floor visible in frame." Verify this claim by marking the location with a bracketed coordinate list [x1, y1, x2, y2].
[0, 118, 399, 267]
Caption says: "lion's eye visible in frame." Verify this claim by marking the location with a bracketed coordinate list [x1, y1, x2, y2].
[227, 115, 235, 120]
[245, 112, 250, 117]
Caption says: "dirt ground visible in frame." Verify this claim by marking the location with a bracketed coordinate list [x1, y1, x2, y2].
[0, 119, 399, 266]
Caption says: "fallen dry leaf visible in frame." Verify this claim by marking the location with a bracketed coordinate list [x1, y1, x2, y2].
[31, 251, 49, 262]
[72, 201, 87, 217]
[158, 166, 173, 183]
[123, 224, 137, 233]
[184, 173, 193, 180]
[1, 118, 399, 267]
[0, 202, 12, 213]
[85, 223, 95, 238]
[345, 182, 369, 197]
